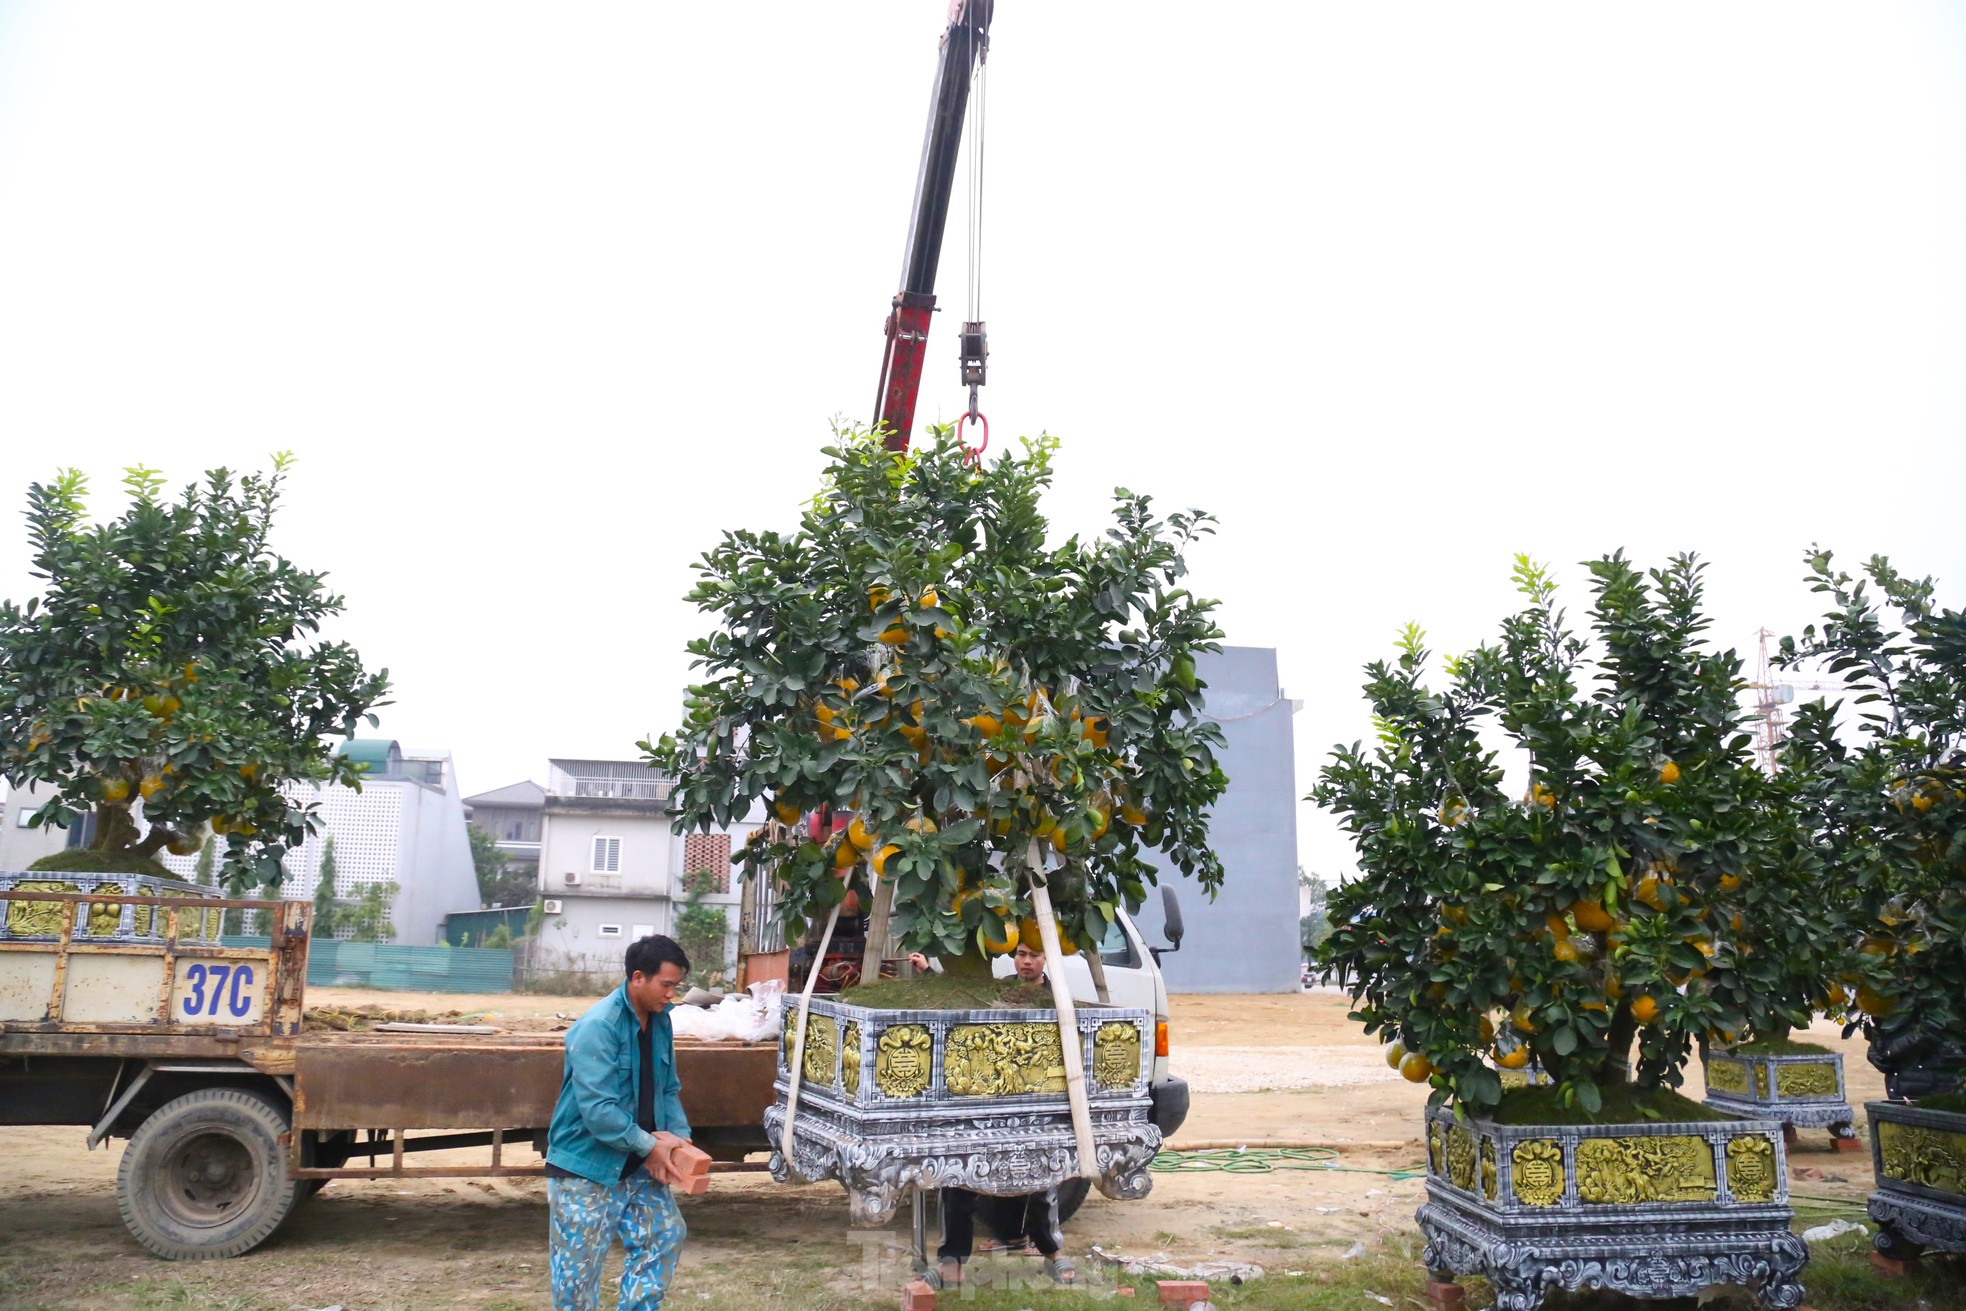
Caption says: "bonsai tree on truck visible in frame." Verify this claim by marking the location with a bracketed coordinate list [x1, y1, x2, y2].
[1314, 554, 1811, 1311]
[649, 427, 1227, 1224]
[0, 459, 390, 889]
[1777, 549, 1966, 1263]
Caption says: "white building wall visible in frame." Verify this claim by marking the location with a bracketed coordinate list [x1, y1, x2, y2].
[0, 782, 72, 870]
[152, 758, 478, 944]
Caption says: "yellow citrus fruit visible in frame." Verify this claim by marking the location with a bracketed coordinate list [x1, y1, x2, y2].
[982, 916, 1018, 955]
[1855, 985, 1894, 1018]
[1385, 1041, 1408, 1070]
[879, 625, 909, 646]
[834, 842, 860, 870]
[1718, 874, 1741, 893]
[1478, 1016, 1496, 1044]
[1018, 916, 1044, 952]
[1088, 806, 1111, 840]
[847, 817, 877, 852]
[1498, 1047, 1531, 1070]
[970, 713, 1003, 738]
[871, 844, 902, 880]
[1630, 994, 1660, 1025]
[1658, 760, 1680, 784]
[868, 586, 890, 612]
[1570, 900, 1614, 932]
[1119, 802, 1148, 827]
[99, 777, 130, 803]
[1552, 939, 1579, 963]
[1399, 1052, 1433, 1083]
[903, 816, 937, 835]
[138, 774, 165, 800]
[1050, 827, 1069, 853]
[1083, 716, 1111, 749]
[1546, 914, 1571, 940]
[774, 800, 802, 824]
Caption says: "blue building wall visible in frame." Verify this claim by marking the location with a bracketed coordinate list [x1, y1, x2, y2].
[1126, 646, 1302, 994]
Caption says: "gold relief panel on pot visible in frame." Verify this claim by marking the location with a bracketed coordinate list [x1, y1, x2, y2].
[1877, 1120, 1966, 1197]
[799, 1014, 838, 1085]
[1511, 1139, 1565, 1207]
[1479, 1136, 1497, 1200]
[1724, 1135, 1778, 1202]
[875, 1024, 932, 1099]
[1705, 1058, 1750, 1096]
[1428, 1122, 1445, 1175]
[841, 1021, 861, 1097]
[1092, 1021, 1143, 1090]
[1445, 1125, 1476, 1192]
[944, 1023, 1066, 1097]
[1775, 1061, 1838, 1099]
[1576, 1135, 1716, 1205]
[4, 881, 76, 937]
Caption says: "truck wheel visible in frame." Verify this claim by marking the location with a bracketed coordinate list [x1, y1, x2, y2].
[115, 1088, 299, 1259]
[1055, 1177, 1091, 1225]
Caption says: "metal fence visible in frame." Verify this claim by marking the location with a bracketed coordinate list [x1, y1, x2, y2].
[222, 936, 516, 993]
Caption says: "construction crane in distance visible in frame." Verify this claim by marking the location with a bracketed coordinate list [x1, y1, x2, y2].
[1745, 627, 1843, 774]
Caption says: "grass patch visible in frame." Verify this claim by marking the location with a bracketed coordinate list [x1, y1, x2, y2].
[1728, 1037, 1833, 1057]
[1916, 1091, 1966, 1115]
[1491, 1083, 1733, 1126]
[837, 974, 1051, 1011]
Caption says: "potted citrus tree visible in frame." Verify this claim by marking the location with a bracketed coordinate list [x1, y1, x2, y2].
[0, 460, 389, 945]
[651, 427, 1227, 1225]
[1777, 548, 1966, 1263]
[1314, 554, 1808, 1311]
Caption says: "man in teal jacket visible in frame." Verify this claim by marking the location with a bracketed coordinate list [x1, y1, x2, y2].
[546, 935, 693, 1311]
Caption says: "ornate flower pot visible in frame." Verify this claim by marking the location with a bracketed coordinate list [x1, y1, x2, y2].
[764, 994, 1162, 1224]
[1416, 1104, 1806, 1310]
[0, 870, 224, 944]
[1703, 1047, 1858, 1148]
[1865, 1100, 1966, 1259]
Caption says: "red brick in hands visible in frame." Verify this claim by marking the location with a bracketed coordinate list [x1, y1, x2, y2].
[673, 1144, 714, 1178]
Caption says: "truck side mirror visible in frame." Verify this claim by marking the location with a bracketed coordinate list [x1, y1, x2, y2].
[1159, 885, 1184, 952]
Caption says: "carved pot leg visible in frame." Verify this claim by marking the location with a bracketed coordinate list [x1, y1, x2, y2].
[1754, 1234, 1810, 1310]
[1873, 1222, 1925, 1262]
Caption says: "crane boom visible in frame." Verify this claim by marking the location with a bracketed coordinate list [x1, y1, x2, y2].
[873, 0, 993, 452]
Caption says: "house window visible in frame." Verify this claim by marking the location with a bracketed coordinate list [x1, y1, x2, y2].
[591, 836, 622, 873]
[597, 923, 623, 939]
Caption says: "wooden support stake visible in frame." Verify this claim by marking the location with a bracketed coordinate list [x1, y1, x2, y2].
[779, 900, 844, 1167]
[1028, 844, 1097, 1180]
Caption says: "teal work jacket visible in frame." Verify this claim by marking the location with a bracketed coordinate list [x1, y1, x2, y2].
[545, 983, 691, 1185]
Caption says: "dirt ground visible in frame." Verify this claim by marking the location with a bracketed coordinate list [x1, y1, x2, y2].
[0, 990, 1888, 1310]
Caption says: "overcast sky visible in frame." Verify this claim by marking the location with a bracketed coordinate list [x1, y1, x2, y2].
[2, 3, 1962, 884]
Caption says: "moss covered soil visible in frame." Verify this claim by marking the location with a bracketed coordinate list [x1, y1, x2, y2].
[1728, 1037, 1833, 1057]
[25, 849, 174, 877]
[835, 973, 1052, 1011]
[1488, 1083, 1735, 1126]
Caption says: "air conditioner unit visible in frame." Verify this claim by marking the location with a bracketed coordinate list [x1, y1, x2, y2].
[563, 871, 581, 887]
[542, 899, 564, 914]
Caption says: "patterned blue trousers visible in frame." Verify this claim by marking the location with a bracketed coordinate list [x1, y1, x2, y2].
[548, 1172, 687, 1311]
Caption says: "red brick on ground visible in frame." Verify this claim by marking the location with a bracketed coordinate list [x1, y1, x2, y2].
[1157, 1281, 1210, 1307]
[1870, 1252, 1913, 1278]
[901, 1277, 937, 1311]
[1425, 1278, 1466, 1308]
[1832, 1137, 1865, 1153]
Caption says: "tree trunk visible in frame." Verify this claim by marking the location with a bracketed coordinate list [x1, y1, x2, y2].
[859, 877, 895, 986]
[92, 802, 141, 854]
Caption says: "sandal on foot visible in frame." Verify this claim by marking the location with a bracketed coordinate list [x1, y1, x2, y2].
[1043, 1255, 1077, 1284]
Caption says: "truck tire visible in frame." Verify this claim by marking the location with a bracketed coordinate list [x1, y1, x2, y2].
[115, 1087, 299, 1259]
[1055, 1176, 1090, 1225]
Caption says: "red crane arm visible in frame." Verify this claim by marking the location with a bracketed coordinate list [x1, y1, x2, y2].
[873, 0, 993, 452]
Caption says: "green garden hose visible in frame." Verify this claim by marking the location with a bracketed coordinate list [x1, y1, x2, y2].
[1150, 1147, 1427, 1181]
